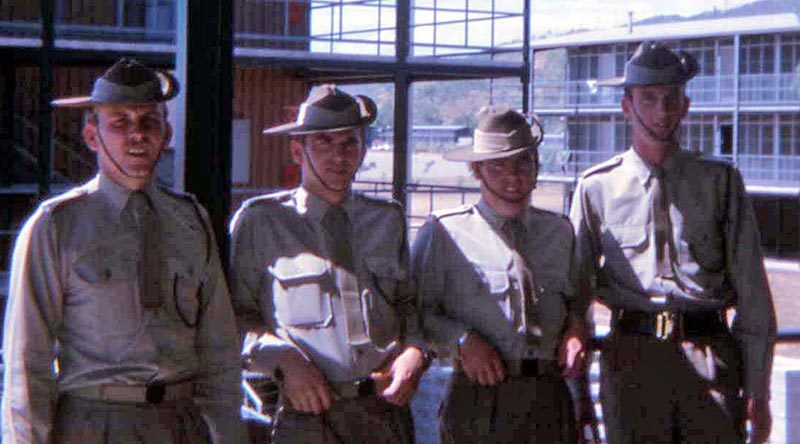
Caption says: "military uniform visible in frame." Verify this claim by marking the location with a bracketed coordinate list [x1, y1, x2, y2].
[229, 186, 421, 443]
[570, 148, 776, 443]
[411, 198, 580, 443]
[1, 174, 243, 444]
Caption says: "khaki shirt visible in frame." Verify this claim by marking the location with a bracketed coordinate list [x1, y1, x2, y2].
[1, 174, 243, 444]
[229, 187, 422, 382]
[411, 199, 579, 360]
[570, 148, 776, 398]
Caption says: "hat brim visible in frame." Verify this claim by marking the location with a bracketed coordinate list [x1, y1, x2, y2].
[596, 76, 626, 87]
[51, 96, 95, 108]
[443, 144, 536, 162]
[262, 118, 371, 136]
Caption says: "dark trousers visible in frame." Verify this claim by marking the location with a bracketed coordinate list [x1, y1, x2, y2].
[53, 395, 210, 444]
[439, 371, 577, 444]
[272, 396, 414, 444]
[600, 332, 746, 444]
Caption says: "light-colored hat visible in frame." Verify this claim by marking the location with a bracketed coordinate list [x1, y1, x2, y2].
[598, 41, 699, 87]
[443, 106, 543, 162]
[52, 58, 179, 108]
[262, 84, 377, 135]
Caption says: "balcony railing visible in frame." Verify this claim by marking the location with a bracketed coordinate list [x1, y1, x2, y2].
[534, 73, 800, 109]
[0, 0, 525, 61]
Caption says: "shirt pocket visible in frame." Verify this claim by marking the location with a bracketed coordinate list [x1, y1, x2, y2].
[70, 244, 140, 359]
[171, 269, 203, 328]
[268, 254, 334, 329]
[481, 268, 512, 320]
[364, 257, 404, 348]
[682, 225, 725, 272]
[605, 225, 648, 261]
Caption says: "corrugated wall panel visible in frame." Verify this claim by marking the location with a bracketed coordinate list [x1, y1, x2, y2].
[233, 66, 308, 190]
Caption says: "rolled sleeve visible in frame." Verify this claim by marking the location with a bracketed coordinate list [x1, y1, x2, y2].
[2, 210, 62, 444]
[194, 207, 244, 444]
[724, 168, 776, 399]
[228, 204, 303, 375]
[569, 179, 602, 312]
[410, 218, 469, 354]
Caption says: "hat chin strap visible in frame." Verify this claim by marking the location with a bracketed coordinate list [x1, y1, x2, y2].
[301, 145, 353, 193]
[477, 169, 536, 205]
[630, 102, 680, 145]
[95, 126, 160, 181]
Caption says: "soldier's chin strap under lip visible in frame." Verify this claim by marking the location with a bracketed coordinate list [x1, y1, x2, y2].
[301, 145, 355, 193]
[95, 124, 160, 180]
[477, 169, 535, 205]
[629, 101, 681, 144]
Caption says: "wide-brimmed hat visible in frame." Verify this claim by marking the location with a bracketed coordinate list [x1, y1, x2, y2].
[263, 84, 377, 135]
[443, 106, 543, 162]
[598, 41, 699, 87]
[52, 58, 179, 108]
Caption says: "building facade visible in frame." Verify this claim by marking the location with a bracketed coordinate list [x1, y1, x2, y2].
[532, 12, 800, 188]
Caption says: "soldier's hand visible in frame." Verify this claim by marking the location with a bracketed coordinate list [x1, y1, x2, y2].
[559, 319, 589, 379]
[747, 396, 772, 444]
[458, 331, 505, 386]
[277, 349, 337, 414]
[375, 346, 426, 406]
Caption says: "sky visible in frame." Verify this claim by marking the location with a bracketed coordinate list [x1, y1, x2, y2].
[532, 0, 762, 36]
[308, 0, 763, 54]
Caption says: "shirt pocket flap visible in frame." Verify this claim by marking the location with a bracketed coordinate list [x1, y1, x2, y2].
[484, 269, 510, 295]
[608, 226, 648, 249]
[268, 254, 329, 286]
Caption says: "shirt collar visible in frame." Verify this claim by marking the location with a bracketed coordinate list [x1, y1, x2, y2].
[296, 186, 355, 225]
[97, 172, 159, 219]
[625, 146, 685, 186]
[475, 197, 529, 232]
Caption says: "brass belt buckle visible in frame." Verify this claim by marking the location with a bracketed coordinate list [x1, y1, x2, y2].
[655, 311, 676, 341]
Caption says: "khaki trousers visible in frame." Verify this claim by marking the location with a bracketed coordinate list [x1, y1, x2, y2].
[600, 332, 745, 444]
[271, 396, 414, 444]
[53, 395, 210, 444]
[439, 371, 577, 444]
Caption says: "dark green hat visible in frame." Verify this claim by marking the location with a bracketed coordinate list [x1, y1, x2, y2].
[598, 41, 699, 87]
[52, 58, 179, 108]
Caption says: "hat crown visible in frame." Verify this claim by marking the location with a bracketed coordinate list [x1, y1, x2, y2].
[442, 106, 543, 162]
[598, 40, 699, 87]
[52, 57, 179, 107]
[103, 58, 158, 87]
[476, 106, 531, 135]
[262, 84, 376, 135]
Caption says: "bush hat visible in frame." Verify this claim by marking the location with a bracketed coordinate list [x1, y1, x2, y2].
[598, 40, 699, 87]
[262, 84, 377, 135]
[52, 58, 179, 108]
[444, 105, 543, 162]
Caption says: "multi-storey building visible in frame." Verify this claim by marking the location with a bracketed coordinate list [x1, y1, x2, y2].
[532, 10, 800, 186]
[531, 7, 800, 259]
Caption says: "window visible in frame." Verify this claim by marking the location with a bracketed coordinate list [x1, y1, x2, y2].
[681, 114, 716, 156]
[741, 34, 775, 74]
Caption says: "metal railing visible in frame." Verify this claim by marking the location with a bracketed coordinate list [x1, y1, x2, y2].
[534, 73, 800, 108]
[0, 0, 526, 61]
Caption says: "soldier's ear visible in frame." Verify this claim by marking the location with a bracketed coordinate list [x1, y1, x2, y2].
[82, 121, 100, 153]
[289, 137, 305, 165]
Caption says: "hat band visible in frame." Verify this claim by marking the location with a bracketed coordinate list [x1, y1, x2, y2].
[296, 102, 363, 130]
[473, 128, 535, 154]
[90, 77, 165, 104]
[624, 63, 688, 86]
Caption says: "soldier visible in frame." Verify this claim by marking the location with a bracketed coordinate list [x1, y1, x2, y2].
[570, 41, 776, 443]
[229, 85, 430, 443]
[1, 59, 243, 443]
[411, 106, 589, 443]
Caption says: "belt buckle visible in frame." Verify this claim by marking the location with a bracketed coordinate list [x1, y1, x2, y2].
[355, 378, 375, 397]
[655, 311, 676, 341]
[145, 383, 166, 404]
